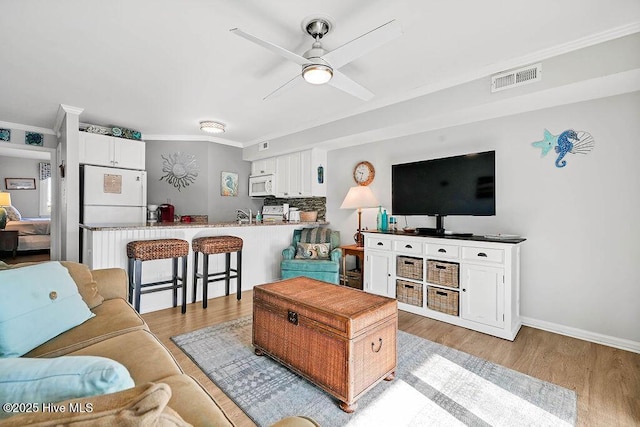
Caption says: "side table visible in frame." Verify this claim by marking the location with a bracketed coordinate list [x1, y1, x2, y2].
[0, 230, 19, 259]
[339, 244, 365, 290]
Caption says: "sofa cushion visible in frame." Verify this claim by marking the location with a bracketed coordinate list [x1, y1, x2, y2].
[0, 355, 134, 419]
[25, 299, 148, 358]
[0, 382, 189, 426]
[60, 261, 105, 309]
[295, 242, 331, 260]
[68, 329, 183, 384]
[281, 258, 340, 272]
[158, 374, 234, 426]
[0, 262, 94, 358]
[1, 261, 106, 309]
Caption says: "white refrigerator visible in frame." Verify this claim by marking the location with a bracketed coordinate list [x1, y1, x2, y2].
[80, 165, 147, 224]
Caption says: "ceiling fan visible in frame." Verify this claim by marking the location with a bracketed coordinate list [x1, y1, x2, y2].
[230, 16, 402, 101]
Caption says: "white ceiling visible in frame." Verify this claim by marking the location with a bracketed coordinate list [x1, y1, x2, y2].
[1, 0, 639, 150]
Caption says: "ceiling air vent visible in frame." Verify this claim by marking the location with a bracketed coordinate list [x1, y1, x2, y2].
[258, 141, 270, 151]
[491, 63, 542, 93]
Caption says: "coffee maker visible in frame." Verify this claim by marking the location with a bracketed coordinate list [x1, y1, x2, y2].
[147, 205, 158, 223]
[158, 204, 174, 222]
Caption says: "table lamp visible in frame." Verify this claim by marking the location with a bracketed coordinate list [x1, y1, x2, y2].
[340, 186, 379, 247]
[0, 192, 11, 230]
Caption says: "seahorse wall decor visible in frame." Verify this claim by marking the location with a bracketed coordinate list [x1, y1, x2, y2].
[531, 128, 595, 168]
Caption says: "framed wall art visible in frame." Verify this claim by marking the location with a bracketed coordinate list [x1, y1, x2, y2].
[221, 171, 238, 196]
[5, 178, 36, 190]
[25, 132, 44, 146]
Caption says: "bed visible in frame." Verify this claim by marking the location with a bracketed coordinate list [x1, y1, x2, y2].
[4, 218, 51, 251]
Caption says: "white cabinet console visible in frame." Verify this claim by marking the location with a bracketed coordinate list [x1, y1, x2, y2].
[363, 231, 525, 340]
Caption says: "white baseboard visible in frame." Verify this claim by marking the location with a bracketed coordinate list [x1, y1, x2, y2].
[521, 316, 640, 354]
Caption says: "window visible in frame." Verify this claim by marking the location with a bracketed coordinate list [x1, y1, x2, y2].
[38, 176, 51, 217]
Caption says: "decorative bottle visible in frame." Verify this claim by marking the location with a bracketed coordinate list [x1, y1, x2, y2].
[381, 209, 388, 231]
[376, 206, 382, 230]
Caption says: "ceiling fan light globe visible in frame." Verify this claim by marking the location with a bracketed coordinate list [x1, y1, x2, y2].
[302, 64, 333, 85]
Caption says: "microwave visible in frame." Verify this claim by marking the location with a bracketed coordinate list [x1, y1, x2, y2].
[249, 174, 276, 197]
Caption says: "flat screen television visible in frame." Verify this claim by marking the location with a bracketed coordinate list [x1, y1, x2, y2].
[392, 151, 495, 231]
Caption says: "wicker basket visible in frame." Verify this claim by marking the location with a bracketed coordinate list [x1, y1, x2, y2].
[345, 270, 362, 289]
[396, 280, 423, 307]
[396, 256, 423, 280]
[427, 286, 459, 316]
[426, 260, 459, 288]
[300, 211, 318, 222]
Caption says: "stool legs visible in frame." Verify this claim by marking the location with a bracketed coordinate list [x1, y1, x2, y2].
[203, 253, 209, 309]
[192, 249, 242, 308]
[225, 253, 231, 296]
[134, 259, 142, 313]
[127, 256, 186, 314]
[236, 250, 242, 300]
[192, 251, 199, 304]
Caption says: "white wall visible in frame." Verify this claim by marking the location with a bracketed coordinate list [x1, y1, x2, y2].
[327, 91, 640, 348]
[0, 157, 41, 217]
[146, 140, 261, 221]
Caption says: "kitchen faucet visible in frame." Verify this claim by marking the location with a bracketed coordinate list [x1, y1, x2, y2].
[236, 209, 252, 224]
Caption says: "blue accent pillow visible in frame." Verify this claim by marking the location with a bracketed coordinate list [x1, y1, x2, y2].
[0, 356, 135, 419]
[0, 262, 95, 358]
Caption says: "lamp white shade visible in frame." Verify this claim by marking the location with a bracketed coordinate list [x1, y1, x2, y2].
[340, 186, 379, 210]
[0, 192, 11, 206]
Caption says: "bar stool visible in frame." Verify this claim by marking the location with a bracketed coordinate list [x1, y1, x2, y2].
[192, 235, 243, 308]
[126, 238, 189, 314]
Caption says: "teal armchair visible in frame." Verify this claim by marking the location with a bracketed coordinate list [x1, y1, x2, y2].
[281, 228, 341, 284]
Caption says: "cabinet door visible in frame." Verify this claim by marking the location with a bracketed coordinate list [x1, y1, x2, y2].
[275, 155, 290, 197]
[251, 158, 276, 175]
[299, 150, 312, 196]
[114, 139, 145, 170]
[460, 264, 504, 328]
[365, 250, 392, 297]
[288, 152, 302, 197]
[79, 133, 113, 167]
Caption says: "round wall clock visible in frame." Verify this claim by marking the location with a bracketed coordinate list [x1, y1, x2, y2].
[353, 161, 375, 186]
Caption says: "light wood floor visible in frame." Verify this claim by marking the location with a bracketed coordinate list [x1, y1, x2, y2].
[142, 291, 640, 427]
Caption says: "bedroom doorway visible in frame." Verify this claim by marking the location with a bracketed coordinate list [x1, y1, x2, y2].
[0, 143, 57, 264]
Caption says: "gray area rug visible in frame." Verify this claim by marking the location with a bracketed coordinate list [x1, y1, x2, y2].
[171, 316, 576, 427]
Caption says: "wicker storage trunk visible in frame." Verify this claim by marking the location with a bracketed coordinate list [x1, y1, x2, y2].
[427, 286, 459, 316]
[253, 277, 397, 413]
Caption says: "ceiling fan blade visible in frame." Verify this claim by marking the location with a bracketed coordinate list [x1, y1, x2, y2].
[230, 28, 308, 66]
[263, 74, 304, 100]
[322, 20, 402, 69]
[328, 70, 374, 101]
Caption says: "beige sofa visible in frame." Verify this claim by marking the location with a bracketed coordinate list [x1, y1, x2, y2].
[0, 262, 317, 426]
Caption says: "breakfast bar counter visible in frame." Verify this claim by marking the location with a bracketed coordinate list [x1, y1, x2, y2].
[80, 221, 327, 313]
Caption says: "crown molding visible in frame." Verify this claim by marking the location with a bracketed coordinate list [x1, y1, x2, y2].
[0, 120, 56, 135]
[54, 104, 84, 136]
[142, 134, 244, 148]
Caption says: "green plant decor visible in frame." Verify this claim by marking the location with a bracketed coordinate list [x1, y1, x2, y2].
[0, 207, 7, 229]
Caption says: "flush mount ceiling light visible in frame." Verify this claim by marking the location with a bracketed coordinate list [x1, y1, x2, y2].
[199, 121, 225, 134]
[302, 63, 333, 85]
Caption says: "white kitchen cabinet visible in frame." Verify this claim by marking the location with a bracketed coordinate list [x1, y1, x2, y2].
[79, 132, 145, 170]
[363, 232, 524, 340]
[254, 148, 326, 198]
[251, 158, 276, 176]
